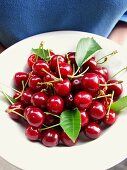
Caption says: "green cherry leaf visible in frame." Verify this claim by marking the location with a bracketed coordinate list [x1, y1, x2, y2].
[60, 108, 81, 142]
[1, 91, 17, 104]
[75, 37, 102, 67]
[111, 96, 127, 113]
[32, 48, 50, 61]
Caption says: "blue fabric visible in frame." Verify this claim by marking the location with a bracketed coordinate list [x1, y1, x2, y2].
[0, 0, 127, 47]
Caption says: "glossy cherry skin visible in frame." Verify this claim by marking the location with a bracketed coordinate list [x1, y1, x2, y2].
[24, 106, 34, 118]
[14, 72, 29, 87]
[27, 54, 41, 68]
[43, 72, 56, 83]
[31, 92, 48, 109]
[82, 73, 100, 92]
[67, 52, 76, 65]
[26, 107, 45, 127]
[28, 75, 44, 92]
[74, 91, 92, 110]
[32, 60, 50, 77]
[80, 110, 89, 127]
[64, 93, 74, 109]
[107, 79, 123, 98]
[47, 96, 64, 115]
[41, 129, 60, 147]
[103, 110, 117, 125]
[101, 97, 113, 109]
[21, 88, 33, 106]
[50, 55, 66, 71]
[56, 62, 73, 78]
[93, 67, 109, 81]
[83, 57, 97, 70]
[71, 78, 83, 93]
[7, 102, 24, 120]
[88, 101, 106, 120]
[25, 126, 41, 141]
[13, 90, 22, 101]
[83, 122, 101, 139]
[61, 131, 78, 146]
[54, 79, 71, 97]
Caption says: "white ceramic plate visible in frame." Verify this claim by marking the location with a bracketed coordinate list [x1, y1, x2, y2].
[0, 31, 127, 170]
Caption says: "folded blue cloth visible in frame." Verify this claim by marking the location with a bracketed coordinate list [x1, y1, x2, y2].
[0, 0, 127, 47]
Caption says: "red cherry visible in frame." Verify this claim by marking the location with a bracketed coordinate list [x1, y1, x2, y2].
[80, 110, 89, 127]
[103, 110, 117, 125]
[26, 107, 45, 127]
[56, 62, 73, 78]
[50, 55, 66, 71]
[13, 90, 22, 101]
[7, 102, 24, 120]
[54, 79, 71, 97]
[24, 106, 34, 118]
[84, 122, 101, 139]
[71, 78, 83, 93]
[31, 92, 48, 109]
[67, 52, 76, 65]
[27, 54, 41, 68]
[32, 60, 50, 77]
[43, 72, 56, 83]
[101, 97, 113, 109]
[93, 67, 109, 81]
[41, 129, 60, 147]
[82, 73, 100, 92]
[14, 72, 29, 87]
[28, 75, 44, 92]
[107, 79, 123, 98]
[74, 91, 92, 110]
[88, 101, 106, 120]
[25, 126, 41, 141]
[83, 57, 97, 70]
[101, 67, 109, 81]
[47, 96, 64, 115]
[64, 93, 75, 109]
[44, 114, 59, 126]
[21, 88, 33, 106]
[61, 131, 78, 146]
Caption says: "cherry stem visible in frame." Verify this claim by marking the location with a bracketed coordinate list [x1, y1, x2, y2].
[42, 68, 60, 81]
[69, 66, 89, 79]
[38, 79, 61, 85]
[73, 67, 81, 76]
[6, 108, 26, 120]
[93, 94, 112, 100]
[97, 50, 118, 64]
[44, 112, 60, 118]
[109, 66, 127, 80]
[39, 123, 60, 131]
[57, 56, 63, 80]
[15, 81, 25, 100]
[99, 80, 123, 87]
[106, 91, 114, 118]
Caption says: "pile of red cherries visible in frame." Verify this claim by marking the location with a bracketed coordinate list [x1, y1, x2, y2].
[6, 49, 123, 147]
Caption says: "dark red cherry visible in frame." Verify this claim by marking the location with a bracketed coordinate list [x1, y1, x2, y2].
[107, 79, 123, 98]
[50, 55, 66, 71]
[83, 57, 97, 70]
[84, 122, 101, 139]
[47, 96, 64, 115]
[74, 91, 92, 110]
[21, 88, 33, 106]
[31, 92, 48, 109]
[14, 72, 29, 87]
[24, 106, 34, 118]
[41, 129, 60, 147]
[54, 79, 71, 96]
[71, 78, 83, 93]
[93, 67, 109, 81]
[7, 102, 24, 120]
[80, 110, 89, 127]
[64, 93, 75, 109]
[61, 131, 78, 146]
[67, 52, 76, 65]
[103, 110, 117, 125]
[56, 62, 73, 78]
[88, 101, 106, 120]
[13, 90, 22, 101]
[44, 114, 59, 126]
[28, 75, 44, 92]
[26, 107, 45, 127]
[27, 54, 41, 68]
[101, 97, 113, 109]
[82, 73, 100, 92]
[43, 72, 56, 83]
[25, 126, 41, 141]
[32, 60, 50, 77]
